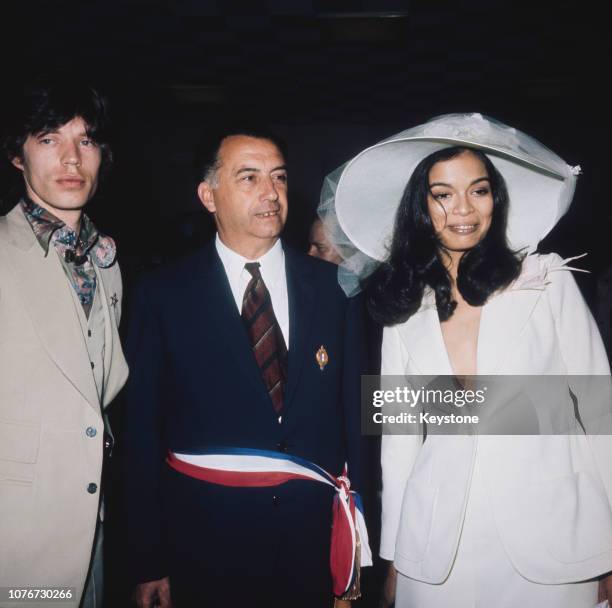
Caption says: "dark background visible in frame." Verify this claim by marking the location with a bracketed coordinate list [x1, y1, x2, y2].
[1, 2, 610, 606]
[1, 2, 610, 281]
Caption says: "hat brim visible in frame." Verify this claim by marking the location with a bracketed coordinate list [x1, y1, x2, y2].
[335, 136, 574, 262]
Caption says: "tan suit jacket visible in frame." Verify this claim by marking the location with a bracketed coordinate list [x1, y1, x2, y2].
[0, 205, 128, 606]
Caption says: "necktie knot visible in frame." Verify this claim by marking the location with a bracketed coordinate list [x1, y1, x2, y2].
[244, 262, 261, 279]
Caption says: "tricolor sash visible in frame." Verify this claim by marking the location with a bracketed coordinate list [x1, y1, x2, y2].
[166, 447, 372, 597]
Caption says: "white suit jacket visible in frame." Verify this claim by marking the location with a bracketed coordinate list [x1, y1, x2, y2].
[380, 253, 612, 584]
[0, 205, 128, 606]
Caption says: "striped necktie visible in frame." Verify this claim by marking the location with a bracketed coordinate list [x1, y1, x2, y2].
[242, 262, 288, 414]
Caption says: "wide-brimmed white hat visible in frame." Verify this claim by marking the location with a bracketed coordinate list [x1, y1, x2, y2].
[319, 113, 581, 294]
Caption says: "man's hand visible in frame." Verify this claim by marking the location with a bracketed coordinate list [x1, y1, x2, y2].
[598, 573, 612, 605]
[379, 560, 397, 608]
[133, 576, 173, 608]
[334, 600, 351, 608]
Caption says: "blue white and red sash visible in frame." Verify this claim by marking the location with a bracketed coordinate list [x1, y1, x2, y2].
[166, 447, 372, 597]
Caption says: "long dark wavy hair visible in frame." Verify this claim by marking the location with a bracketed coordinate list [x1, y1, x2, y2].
[366, 146, 523, 325]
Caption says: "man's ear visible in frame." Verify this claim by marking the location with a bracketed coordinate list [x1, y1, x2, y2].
[197, 181, 216, 214]
[11, 156, 24, 171]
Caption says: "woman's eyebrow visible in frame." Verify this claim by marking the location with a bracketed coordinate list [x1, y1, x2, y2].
[429, 176, 489, 188]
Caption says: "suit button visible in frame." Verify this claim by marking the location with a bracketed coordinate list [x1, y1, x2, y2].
[87, 483, 98, 494]
[86, 426, 97, 438]
[276, 440, 288, 453]
[90, 361, 95, 369]
[272, 495, 280, 506]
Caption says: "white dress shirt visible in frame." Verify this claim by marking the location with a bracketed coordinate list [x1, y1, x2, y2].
[215, 235, 290, 347]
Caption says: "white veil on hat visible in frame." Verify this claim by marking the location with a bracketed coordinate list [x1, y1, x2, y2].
[318, 113, 581, 296]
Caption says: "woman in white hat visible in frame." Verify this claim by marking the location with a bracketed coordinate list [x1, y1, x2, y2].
[320, 114, 612, 607]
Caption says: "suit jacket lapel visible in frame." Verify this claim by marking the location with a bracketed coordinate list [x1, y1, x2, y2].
[2, 206, 100, 412]
[477, 288, 543, 374]
[283, 247, 315, 413]
[398, 291, 454, 376]
[400, 282, 542, 376]
[96, 265, 128, 406]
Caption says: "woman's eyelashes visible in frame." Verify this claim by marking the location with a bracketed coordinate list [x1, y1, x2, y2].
[430, 187, 490, 202]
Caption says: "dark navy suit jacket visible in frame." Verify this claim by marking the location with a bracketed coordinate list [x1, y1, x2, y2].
[123, 240, 365, 606]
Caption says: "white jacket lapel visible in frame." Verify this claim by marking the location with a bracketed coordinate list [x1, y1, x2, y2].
[477, 282, 545, 375]
[400, 280, 543, 377]
[398, 290, 454, 376]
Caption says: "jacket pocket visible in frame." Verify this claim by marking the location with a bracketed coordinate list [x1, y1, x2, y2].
[395, 479, 438, 562]
[0, 418, 40, 465]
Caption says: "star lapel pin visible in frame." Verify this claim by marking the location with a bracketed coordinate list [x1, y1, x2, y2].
[315, 345, 329, 371]
[110, 293, 118, 308]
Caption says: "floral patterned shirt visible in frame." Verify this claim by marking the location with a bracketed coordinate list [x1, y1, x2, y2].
[21, 198, 117, 318]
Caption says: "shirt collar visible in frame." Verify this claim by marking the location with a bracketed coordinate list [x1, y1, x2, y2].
[21, 196, 64, 254]
[20, 197, 116, 268]
[215, 234, 284, 288]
